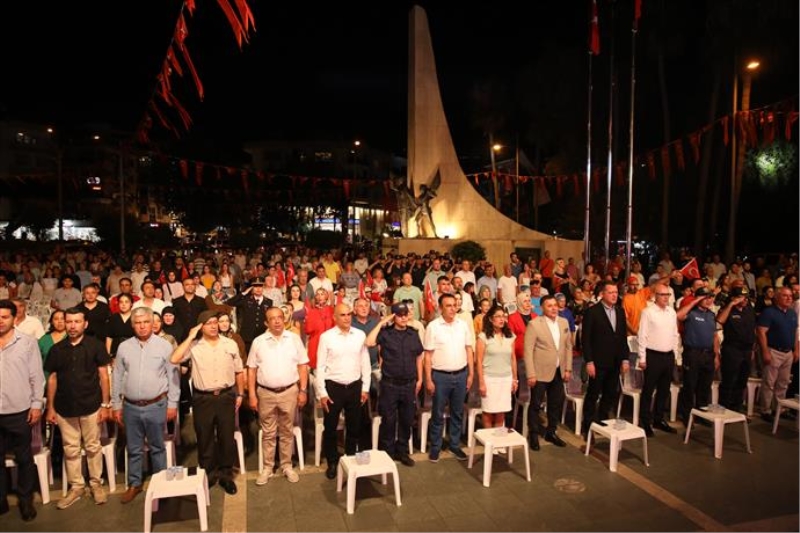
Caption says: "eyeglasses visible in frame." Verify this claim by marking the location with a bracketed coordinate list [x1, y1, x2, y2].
[655, 293, 671, 297]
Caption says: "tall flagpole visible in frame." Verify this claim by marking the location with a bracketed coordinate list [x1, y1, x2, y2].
[604, 0, 616, 274]
[625, 1, 641, 278]
[585, 0, 600, 268]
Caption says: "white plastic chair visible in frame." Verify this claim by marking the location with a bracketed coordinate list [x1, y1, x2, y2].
[5, 404, 53, 504]
[234, 410, 246, 474]
[418, 388, 449, 454]
[616, 368, 642, 427]
[561, 372, 585, 435]
[258, 408, 305, 473]
[512, 378, 532, 438]
[314, 404, 345, 467]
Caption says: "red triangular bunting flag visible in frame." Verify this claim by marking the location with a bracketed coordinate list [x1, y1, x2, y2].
[674, 140, 685, 171]
[179, 160, 189, 180]
[646, 152, 656, 180]
[660, 146, 671, 180]
[195, 162, 204, 186]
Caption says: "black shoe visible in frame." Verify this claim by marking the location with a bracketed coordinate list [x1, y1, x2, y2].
[642, 425, 654, 438]
[394, 453, 415, 467]
[207, 474, 218, 488]
[450, 447, 468, 461]
[529, 435, 540, 451]
[653, 420, 677, 434]
[18, 499, 36, 522]
[544, 432, 567, 447]
[325, 463, 338, 480]
[219, 479, 237, 495]
[0, 497, 8, 515]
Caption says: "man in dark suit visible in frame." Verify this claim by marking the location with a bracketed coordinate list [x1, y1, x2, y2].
[580, 281, 630, 436]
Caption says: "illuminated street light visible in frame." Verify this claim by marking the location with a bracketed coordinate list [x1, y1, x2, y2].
[746, 60, 760, 70]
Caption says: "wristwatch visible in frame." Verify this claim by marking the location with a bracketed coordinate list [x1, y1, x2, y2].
[101, 402, 112, 409]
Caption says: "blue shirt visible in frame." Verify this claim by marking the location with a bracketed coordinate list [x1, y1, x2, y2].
[351, 317, 380, 368]
[757, 306, 798, 351]
[558, 308, 576, 333]
[683, 307, 717, 349]
[112, 334, 180, 410]
[0, 331, 45, 414]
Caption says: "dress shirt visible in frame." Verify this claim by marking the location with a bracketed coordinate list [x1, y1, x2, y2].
[544, 316, 561, 366]
[44, 335, 110, 418]
[0, 331, 45, 414]
[247, 329, 308, 388]
[602, 302, 617, 332]
[424, 317, 471, 371]
[316, 327, 371, 397]
[178, 336, 243, 391]
[112, 334, 180, 410]
[637, 304, 680, 365]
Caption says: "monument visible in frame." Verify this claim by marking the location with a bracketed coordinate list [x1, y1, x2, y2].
[398, 6, 583, 267]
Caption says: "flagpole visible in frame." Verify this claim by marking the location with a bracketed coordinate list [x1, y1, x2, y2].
[604, 0, 616, 274]
[584, 48, 594, 269]
[624, 6, 639, 279]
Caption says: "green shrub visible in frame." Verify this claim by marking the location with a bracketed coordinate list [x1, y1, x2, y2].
[450, 240, 486, 264]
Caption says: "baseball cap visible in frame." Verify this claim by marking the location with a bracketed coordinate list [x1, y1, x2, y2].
[390, 302, 410, 316]
[694, 287, 714, 298]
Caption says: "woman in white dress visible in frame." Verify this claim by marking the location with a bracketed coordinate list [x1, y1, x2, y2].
[476, 305, 518, 430]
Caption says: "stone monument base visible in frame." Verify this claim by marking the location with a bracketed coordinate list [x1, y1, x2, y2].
[391, 237, 582, 270]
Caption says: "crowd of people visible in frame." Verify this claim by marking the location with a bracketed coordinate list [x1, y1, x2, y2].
[0, 243, 797, 520]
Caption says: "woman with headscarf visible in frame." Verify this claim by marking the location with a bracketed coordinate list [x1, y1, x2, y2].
[160, 306, 185, 342]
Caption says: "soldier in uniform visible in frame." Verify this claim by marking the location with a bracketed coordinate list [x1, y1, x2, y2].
[365, 302, 424, 467]
[227, 277, 272, 353]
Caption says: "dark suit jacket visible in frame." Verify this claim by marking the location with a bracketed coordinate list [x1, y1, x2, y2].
[227, 293, 272, 344]
[581, 302, 628, 369]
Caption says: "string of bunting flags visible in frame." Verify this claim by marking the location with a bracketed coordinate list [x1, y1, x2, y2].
[465, 96, 797, 200]
[134, 0, 256, 145]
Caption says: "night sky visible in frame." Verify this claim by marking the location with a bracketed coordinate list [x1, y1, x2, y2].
[1, 1, 797, 251]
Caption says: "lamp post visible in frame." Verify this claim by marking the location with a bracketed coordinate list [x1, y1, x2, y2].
[725, 59, 760, 264]
[489, 138, 502, 209]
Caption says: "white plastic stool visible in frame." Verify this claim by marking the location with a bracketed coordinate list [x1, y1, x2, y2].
[772, 397, 800, 434]
[143, 468, 209, 533]
[711, 380, 720, 405]
[466, 406, 483, 447]
[562, 382, 585, 436]
[616, 372, 642, 427]
[335, 450, 401, 514]
[467, 427, 531, 487]
[585, 419, 649, 473]
[684, 407, 752, 459]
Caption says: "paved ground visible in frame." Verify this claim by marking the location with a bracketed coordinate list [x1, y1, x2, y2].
[2, 408, 798, 532]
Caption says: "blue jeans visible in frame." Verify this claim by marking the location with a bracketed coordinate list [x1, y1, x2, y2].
[429, 369, 467, 455]
[123, 397, 168, 487]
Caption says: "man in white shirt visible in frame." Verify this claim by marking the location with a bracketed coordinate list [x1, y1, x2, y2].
[129, 262, 149, 297]
[454, 260, 476, 289]
[12, 299, 45, 339]
[497, 264, 519, 306]
[424, 294, 474, 462]
[248, 307, 309, 486]
[132, 280, 166, 316]
[637, 284, 681, 437]
[309, 265, 334, 306]
[316, 303, 371, 480]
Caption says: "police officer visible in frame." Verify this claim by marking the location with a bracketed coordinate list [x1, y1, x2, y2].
[716, 287, 756, 411]
[676, 287, 719, 425]
[227, 277, 272, 352]
[365, 302, 423, 467]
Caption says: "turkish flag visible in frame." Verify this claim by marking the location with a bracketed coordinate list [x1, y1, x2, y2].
[424, 279, 436, 315]
[358, 279, 366, 300]
[589, 0, 600, 55]
[679, 258, 701, 280]
[286, 262, 295, 287]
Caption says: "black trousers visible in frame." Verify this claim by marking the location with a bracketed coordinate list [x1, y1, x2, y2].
[378, 380, 416, 456]
[529, 368, 565, 435]
[679, 348, 715, 423]
[323, 380, 363, 466]
[0, 410, 35, 502]
[640, 351, 674, 427]
[719, 346, 751, 410]
[582, 365, 621, 430]
[192, 390, 236, 481]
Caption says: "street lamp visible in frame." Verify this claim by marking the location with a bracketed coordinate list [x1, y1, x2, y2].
[489, 138, 502, 209]
[725, 58, 760, 263]
[46, 128, 64, 242]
